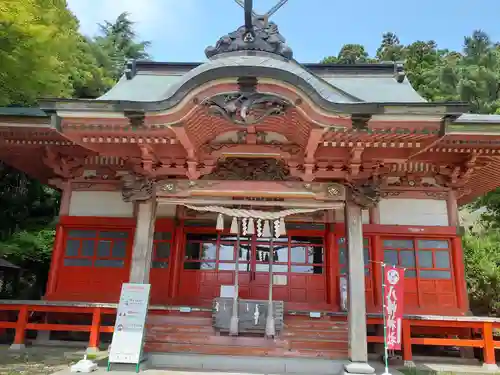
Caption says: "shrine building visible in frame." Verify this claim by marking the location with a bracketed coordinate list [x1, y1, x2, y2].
[2, 2, 500, 374]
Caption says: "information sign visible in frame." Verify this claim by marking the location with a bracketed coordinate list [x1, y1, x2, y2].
[108, 283, 151, 370]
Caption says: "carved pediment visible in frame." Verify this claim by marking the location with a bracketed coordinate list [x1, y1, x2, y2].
[203, 92, 291, 126]
[202, 158, 300, 181]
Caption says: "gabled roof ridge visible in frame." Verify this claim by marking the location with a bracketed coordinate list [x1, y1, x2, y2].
[131, 59, 400, 75]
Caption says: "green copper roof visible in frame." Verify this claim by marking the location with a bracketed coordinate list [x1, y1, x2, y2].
[98, 73, 183, 102]
[0, 107, 47, 117]
[95, 58, 426, 104]
[320, 75, 425, 103]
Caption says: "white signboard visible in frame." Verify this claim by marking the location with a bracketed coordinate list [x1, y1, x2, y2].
[109, 283, 151, 365]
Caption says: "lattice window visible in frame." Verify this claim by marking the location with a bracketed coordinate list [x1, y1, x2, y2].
[383, 238, 452, 280]
[152, 231, 173, 269]
[63, 230, 128, 268]
[183, 233, 324, 274]
[338, 237, 371, 276]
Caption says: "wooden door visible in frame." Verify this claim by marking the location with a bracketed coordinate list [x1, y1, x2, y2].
[178, 229, 327, 307]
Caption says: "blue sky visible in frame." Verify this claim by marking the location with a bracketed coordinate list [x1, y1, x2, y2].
[67, 0, 500, 63]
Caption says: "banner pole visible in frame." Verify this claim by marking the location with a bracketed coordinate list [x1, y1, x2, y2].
[381, 262, 391, 375]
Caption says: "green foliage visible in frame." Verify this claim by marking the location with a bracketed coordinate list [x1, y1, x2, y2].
[322, 44, 372, 64]
[0, 3, 148, 298]
[93, 12, 151, 80]
[0, 0, 111, 105]
[463, 230, 500, 316]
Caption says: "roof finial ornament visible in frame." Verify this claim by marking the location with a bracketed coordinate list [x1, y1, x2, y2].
[205, 0, 293, 59]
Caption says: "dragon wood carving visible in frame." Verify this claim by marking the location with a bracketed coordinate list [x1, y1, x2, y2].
[121, 173, 155, 202]
[202, 158, 300, 181]
[346, 178, 381, 208]
[204, 93, 291, 126]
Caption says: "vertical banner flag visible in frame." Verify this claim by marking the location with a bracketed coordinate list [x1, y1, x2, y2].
[384, 266, 404, 350]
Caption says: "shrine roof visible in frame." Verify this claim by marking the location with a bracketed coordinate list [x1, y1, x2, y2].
[454, 113, 500, 124]
[0, 107, 47, 117]
[97, 58, 426, 104]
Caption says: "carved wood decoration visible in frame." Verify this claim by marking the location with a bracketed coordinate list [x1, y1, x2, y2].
[346, 178, 381, 208]
[157, 179, 345, 202]
[121, 173, 155, 202]
[42, 147, 85, 179]
[203, 93, 291, 126]
[202, 158, 300, 181]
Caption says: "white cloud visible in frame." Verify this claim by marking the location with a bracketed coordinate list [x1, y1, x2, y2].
[67, 0, 199, 39]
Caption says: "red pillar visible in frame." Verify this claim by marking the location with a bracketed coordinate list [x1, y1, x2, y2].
[88, 307, 102, 352]
[326, 227, 337, 306]
[45, 224, 65, 297]
[372, 235, 383, 311]
[452, 236, 469, 313]
[483, 322, 496, 365]
[169, 221, 184, 299]
[402, 320, 413, 363]
[11, 306, 28, 348]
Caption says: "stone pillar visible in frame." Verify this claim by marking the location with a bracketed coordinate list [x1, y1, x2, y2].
[129, 199, 157, 283]
[344, 201, 375, 375]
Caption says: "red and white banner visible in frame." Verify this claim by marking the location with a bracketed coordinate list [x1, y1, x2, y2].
[383, 266, 405, 350]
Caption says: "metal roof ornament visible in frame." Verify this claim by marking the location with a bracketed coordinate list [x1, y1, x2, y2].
[205, 0, 293, 59]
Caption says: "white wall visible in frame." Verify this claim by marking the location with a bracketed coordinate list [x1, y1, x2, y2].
[379, 198, 448, 226]
[156, 203, 176, 218]
[69, 191, 134, 217]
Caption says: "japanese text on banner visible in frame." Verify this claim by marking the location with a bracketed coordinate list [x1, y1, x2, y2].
[384, 266, 405, 351]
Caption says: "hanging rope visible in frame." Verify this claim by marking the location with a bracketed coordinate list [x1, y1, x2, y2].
[183, 204, 323, 220]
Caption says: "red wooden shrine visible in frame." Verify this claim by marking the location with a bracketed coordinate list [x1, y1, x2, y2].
[2, 3, 500, 371]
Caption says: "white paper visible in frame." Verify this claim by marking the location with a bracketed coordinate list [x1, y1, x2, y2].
[220, 285, 236, 298]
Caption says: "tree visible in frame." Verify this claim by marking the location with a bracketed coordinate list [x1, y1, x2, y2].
[463, 230, 500, 316]
[376, 32, 404, 62]
[0, 0, 112, 105]
[0, 3, 147, 299]
[322, 44, 371, 64]
[93, 12, 151, 79]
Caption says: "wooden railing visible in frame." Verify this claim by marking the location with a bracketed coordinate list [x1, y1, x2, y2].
[0, 300, 211, 351]
[1, 301, 500, 367]
[366, 315, 500, 367]
[0, 301, 117, 351]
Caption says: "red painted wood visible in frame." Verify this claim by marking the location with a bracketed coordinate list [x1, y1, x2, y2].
[452, 236, 469, 312]
[178, 229, 327, 306]
[46, 224, 64, 295]
[47, 216, 467, 316]
[325, 229, 336, 305]
[13, 306, 28, 345]
[372, 235, 383, 309]
[145, 312, 348, 359]
[169, 222, 184, 299]
[59, 215, 136, 228]
[150, 219, 175, 305]
[89, 307, 102, 349]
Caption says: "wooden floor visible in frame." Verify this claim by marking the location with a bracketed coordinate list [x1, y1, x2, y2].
[145, 311, 348, 359]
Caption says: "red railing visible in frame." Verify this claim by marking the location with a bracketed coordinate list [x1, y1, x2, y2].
[1, 302, 500, 366]
[0, 303, 117, 350]
[367, 316, 500, 366]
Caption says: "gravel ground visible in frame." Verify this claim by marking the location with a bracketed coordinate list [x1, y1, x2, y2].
[0, 346, 106, 375]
